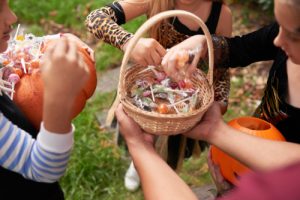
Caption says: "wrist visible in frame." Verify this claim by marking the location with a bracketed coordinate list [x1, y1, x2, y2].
[127, 138, 154, 156]
[121, 40, 129, 52]
[44, 90, 77, 106]
[206, 119, 227, 144]
[43, 92, 74, 129]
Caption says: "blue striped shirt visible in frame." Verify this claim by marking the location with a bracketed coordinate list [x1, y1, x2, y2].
[0, 112, 74, 183]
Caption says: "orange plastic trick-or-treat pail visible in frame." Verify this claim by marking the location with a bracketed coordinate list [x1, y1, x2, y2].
[211, 117, 285, 185]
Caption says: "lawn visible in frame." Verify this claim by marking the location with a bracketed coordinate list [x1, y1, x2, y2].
[10, 0, 271, 199]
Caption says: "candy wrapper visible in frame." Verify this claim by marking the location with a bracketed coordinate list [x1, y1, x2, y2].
[129, 65, 200, 114]
[0, 27, 61, 98]
[0, 25, 97, 129]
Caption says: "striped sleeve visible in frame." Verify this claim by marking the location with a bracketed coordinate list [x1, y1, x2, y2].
[0, 113, 74, 183]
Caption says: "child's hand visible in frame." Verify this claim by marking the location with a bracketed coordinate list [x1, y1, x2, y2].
[207, 148, 233, 195]
[41, 37, 89, 102]
[62, 33, 95, 61]
[122, 38, 166, 67]
[161, 35, 207, 81]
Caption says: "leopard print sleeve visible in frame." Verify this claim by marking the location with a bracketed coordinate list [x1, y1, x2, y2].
[202, 35, 230, 106]
[211, 35, 230, 68]
[214, 67, 230, 106]
[85, 2, 133, 50]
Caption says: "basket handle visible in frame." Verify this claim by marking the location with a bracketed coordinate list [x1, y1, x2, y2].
[105, 10, 214, 127]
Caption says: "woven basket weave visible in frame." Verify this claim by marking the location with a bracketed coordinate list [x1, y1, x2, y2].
[107, 10, 214, 135]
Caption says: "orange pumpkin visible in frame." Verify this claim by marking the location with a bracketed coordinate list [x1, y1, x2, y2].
[13, 41, 97, 129]
[211, 117, 285, 185]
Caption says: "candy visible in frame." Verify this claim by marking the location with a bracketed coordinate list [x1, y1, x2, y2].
[14, 68, 23, 77]
[8, 73, 20, 100]
[0, 26, 46, 96]
[8, 73, 20, 84]
[176, 51, 189, 68]
[178, 80, 186, 89]
[156, 71, 166, 82]
[157, 104, 169, 114]
[143, 90, 151, 97]
[130, 65, 199, 114]
[30, 60, 39, 68]
[16, 35, 25, 41]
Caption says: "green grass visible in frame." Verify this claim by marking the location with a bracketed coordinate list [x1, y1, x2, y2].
[61, 92, 143, 200]
[10, 0, 146, 72]
[10, 0, 111, 30]
[180, 150, 213, 187]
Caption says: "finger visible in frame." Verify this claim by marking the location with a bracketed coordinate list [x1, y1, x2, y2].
[115, 104, 134, 126]
[139, 58, 148, 67]
[115, 104, 127, 125]
[44, 42, 56, 57]
[215, 164, 226, 183]
[186, 64, 197, 79]
[167, 53, 179, 75]
[161, 50, 171, 69]
[115, 104, 142, 137]
[42, 41, 56, 62]
[52, 37, 68, 57]
[143, 133, 155, 144]
[40, 43, 56, 71]
[78, 54, 90, 84]
[190, 49, 201, 69]
[156, 44, 166, 57]
[150, 50, 162, 66]
[66, 40, 78, 61]
[145, 53, 156, 66]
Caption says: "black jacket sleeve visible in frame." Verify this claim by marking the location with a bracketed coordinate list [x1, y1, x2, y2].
[226, 22, 279, 67]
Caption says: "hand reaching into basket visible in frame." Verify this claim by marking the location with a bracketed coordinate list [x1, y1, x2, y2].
[161, 35, 208, 81]
[122, 38, 167, 67]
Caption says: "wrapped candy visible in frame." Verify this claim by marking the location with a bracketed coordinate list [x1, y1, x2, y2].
[0, 26, 97, 128]
[8, 73, 20, 99]
[130, 65, 200, 114]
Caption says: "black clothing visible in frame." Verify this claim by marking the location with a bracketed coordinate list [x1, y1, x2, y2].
[221, 22, 300, 143]
[172, 1, 222, 36]
[0, 94, 64, 200]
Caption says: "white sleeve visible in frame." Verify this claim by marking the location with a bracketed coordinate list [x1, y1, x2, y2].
[0, 113, 74, 183]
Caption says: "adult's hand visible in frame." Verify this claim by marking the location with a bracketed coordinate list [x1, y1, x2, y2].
[184, 102, 224, 142]
[115, 104, 154, 148]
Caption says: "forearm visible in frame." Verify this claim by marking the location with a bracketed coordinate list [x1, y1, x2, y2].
[43, 92, 73, 133]
[0, 113, 73, 182]
[85, 3, 133, 50]
[210, 122, 300, 171]
[128, 141, 197, 200]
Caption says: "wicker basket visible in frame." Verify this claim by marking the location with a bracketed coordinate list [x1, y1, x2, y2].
[107, 10, 214, 135]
